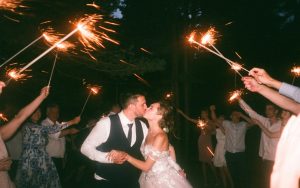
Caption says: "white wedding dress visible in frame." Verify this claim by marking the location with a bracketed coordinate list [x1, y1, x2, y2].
[139, 144, 192, 188]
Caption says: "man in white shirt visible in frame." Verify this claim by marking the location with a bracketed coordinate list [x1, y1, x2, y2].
[81, 93, 148, 188]
[221, 111, 253, 188]
[239, 99, 281, 188]
[42, 103, 80, 181]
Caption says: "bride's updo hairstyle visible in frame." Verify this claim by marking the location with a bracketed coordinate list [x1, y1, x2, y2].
[157, 101, 174, 133]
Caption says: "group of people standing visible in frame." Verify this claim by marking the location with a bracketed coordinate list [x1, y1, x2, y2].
[1, 66, 300, 188]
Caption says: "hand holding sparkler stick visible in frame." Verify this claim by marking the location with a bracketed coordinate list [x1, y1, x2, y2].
[248, 67, 282, 89]
[80, 85, 101, 116]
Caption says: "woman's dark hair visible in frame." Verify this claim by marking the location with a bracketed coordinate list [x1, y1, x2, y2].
[157, 101, 174, 132]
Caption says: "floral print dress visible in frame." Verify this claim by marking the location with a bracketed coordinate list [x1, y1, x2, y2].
[15, 122, 67, 188]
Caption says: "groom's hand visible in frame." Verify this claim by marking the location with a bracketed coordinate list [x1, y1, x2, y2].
[107, 150, 127, 164]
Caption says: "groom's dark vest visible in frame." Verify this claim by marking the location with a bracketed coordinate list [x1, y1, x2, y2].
[95, 114, 144, 183]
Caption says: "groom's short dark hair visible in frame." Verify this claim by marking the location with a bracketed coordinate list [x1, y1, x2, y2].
[120, 92, 144, 109]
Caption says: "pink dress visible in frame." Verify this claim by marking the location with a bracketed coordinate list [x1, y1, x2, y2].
[0, 134, 15, 188]
[198, 130, 213, 163]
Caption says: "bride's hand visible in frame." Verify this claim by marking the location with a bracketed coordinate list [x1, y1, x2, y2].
[107, 150, 127, 164]
[178, 169, 186, 178]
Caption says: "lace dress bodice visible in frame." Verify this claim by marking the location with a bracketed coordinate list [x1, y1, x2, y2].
[139, 144, 192, 188]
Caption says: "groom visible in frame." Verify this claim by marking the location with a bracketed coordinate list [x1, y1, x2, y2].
[81, 93, 148, 188]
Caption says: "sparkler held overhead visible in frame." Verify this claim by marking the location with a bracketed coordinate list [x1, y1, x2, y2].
[188, 28, 249, 76]
[12, 14, 119, 78]
[79, 85, 101, 116]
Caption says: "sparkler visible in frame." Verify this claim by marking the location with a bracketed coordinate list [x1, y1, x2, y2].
[291, 66, 300, 85]
[47, 53, 58, 86]
[206, 146, 214, 157]
[14, 14, 99, 76]
[133, 73, 150, 87]
[86, 2, 100, 10]
[42, 27, 75, 53]
[228, 89, 243, 103]
[188, 29, 250, 75]
[0, 0, 25, 14]
[164, 92, 174, 100]
[0, 113, 8, 122]
[140, 48, 152, 55]
[0, 35, 44, 68]
[6, 67, 30, 81]
[80, 85, 101, 116]
[197, 119, 207, 129]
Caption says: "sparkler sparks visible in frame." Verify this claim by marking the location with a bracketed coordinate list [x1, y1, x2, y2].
[75, 14, 119, 60]
[80, 85, 101, 115]
[291, 66, 300, 85]
[197, 119, 207, 129]
[89, 85, 101, 95]
[206, 146, 214, 157]
[0, 113, 8, 122]
[164, 92, 174, 100]
[291, 66, 300, 77]
[0, 0, 25, 14]
[188, 29, 250, 76]
[133, 73, 150, 87]
[42, 27, 75, 52]
[86, 2, 100, 10]
[228, 90, 243, 103]
[140, 48, 152, 55]
[76, 14, 119, 51]
[6, 67, 30, 81]
[201, 27, 217, 45]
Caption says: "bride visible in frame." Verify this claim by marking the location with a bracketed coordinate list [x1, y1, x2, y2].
[108, 102, 192, 188]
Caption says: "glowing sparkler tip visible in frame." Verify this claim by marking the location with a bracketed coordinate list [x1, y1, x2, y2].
[228, 90, 243, 103]
[231, 62, 242, 71]
[291, 66, 300, 77]
[197, 119, 207, 129]
[164, 92, 174, 100]
[201, 27, 217, 45]
[87, 85, 101, 95]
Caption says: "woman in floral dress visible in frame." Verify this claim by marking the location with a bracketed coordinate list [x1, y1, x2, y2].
[15, 108, 73, 188]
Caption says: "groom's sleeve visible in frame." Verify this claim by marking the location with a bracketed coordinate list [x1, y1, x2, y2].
[80, 117, 112, 163]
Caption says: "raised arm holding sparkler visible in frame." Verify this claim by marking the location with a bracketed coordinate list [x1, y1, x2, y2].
[242, 76, 300, 114]
[248, 67, 300, 103]
[0, 86, 49, 141]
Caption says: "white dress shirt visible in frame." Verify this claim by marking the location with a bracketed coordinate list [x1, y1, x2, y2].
[80, 111, 148, 180]
[223, 120, 248, 153]
[239, 99, 281, 161]
[42, 118, 66, 158]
